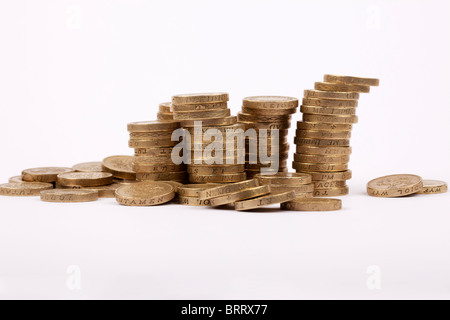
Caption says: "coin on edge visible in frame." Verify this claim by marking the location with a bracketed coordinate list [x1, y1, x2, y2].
[22, 167, 74, 183]
[367, 174, 423, 198]
[40, 190, 99, 203]
[102, 156, 136, 180]
[281, 198, 342, 212]
[115, 182, 175, 206]
[234, 191, 296, 211]
[0, 183, 54, 197]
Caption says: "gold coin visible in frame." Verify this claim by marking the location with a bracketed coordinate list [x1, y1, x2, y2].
[78, 183, 123, 198]
[418, 180, 448, 195]
[255, 172, 312, 186]
[57, 172, 113, 187]
[367, 174, 423, 198]
[301, 105, 357, 116]
[295, 130, 352, 140]
[315, 82, 371, 93]
[128, 139, 177, 148]
[186, 123, 246, 134]
[115, 181, 175, 206]
[172, 102, 228, 112]
[324, 74, 380, 87]
[235, 191, 296, 211]
[102, 156, 136, 180]
[238, 113, 291, 123]
[181, 116, 237, 127]
[127, 121, 181, 132]
[113, 178, 138, 184]
[73, 162, 104, 173]
[294, 153, 350, 164]
[240, 121, 291, 130]
[162, 181, 184, 193]
[0, 182, 53, 197]
[134, 147, 174, 157]
[294, 137, 351, 147]
[242, 96, 299, 110]
[314, 180, 347, 189]
[187, 165, 245, 175]
[297, 121, 353, 132]
[189, 172, 247, 184]
[302, 98, 358, 108]
[304, 90, 360, 100]
[159, 102, 172, 113]
[298, 170, 352, 181]
[178, 184, 223, 197]
[303, 114, 358, 124]
[173, 109, 231, 120]
[129, 131, 174, 139]
[314, 186, 349, 197]
[157, 112, 174, 121]
[40, 189, 99, 203]
[178, 196, 212, 206]
[133, 155, 174, 164]
[293, 162, 349, 172]
[136, 171, 186, 181]
[246, 161, 288, 170]
[9, 176, 29, 183]
[281, 198, 342, 211]
[269, 184, 315, 194]
[133, 163, 185, 173]
[22, 167, 74, 183]
[242, 106, 297, 116]
[172, 93, 229, 105]
[209, 185, 271, 207]
[198, 179, 260, 199]
[296, 145, 352, 156]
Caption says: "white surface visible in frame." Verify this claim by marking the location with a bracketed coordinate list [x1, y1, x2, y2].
[0, 0, 449, 300]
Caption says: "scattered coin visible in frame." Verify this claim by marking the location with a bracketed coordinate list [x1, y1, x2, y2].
[102, 156, 136, 180]
[115, 181, 175, 206]
[209, 185, 271, 207]
[198, 179, 260, 199]
[57, 172, 113, 187]
[40, 190, 99, 203]
[178, 184, 223, 197]
[367, 174, 423, 198]
[22, 167, 74, 183]
[418, 180, 448, 195]
[281, 198, 342, 212]
[73, 162, 104, 173]
[0, 183, 53, 197]
[255, 172, 312, 186]
[234, 191, 296, 211]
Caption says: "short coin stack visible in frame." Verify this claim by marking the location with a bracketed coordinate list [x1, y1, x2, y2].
[171, 93, 247, 184]
[157, 102, 174, 121]
[294, 75, 380, 197]
[127, 121, 187, 183]
[238, 97, 299, 179]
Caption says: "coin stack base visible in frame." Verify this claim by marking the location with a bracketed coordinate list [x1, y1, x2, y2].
[294, 75, 379, 196]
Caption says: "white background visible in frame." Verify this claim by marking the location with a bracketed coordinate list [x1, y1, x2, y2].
[0, 0, 449, 300]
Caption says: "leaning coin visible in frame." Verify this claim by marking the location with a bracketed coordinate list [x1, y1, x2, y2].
[304, 90, 360, 100]
[102, 156, 136, 180]
[172, 92, 229, 105]
[22, 167, 74, 183]
[0, 183, 53, 197]
[198, 179, 260, 199]
[234, 191, 296, 211]
[209, 185, 271, 207]
[242, 96, 299, 110]
[57, 172, 113, 187]
[189, 172, 247, 184]
[115, 181, 175, 206]
[301, 105, 357, 116]
[315, 82, 371, 93]
[324, 74, 380, 87]
[302, 98, 358, 108]
[40, 190, 99, 203]
[178, 196, 212, 207]
[418, 180, 448, 195]
[178, 184, 223, 197]
[73, 162, 104, 173]
[281, 198, 342, 211]
[367, 174, 423, 198]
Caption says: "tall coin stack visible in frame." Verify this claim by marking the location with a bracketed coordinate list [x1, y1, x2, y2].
[238, 97, 299, 179]
[294, 75, 379, 197]
[171, 93, 247, 184]
[157, 102, 174, 121]
[127, 120, 187, 183]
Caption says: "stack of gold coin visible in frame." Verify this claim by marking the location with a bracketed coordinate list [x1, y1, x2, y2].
[254, 172, 314, 200]
[171, 93, 247, 184]
[294, 75, 379, 196]
[177, 183, 223, 206]
[238, 96, 299, 179]
[127, 121, 187, 183]
[157, 102, 174, 121]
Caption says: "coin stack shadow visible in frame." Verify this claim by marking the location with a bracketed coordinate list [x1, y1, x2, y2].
[171, 93, 247, 184]
[237, 97, 299, 179]
[294, 75, 379, 197]
[157, 102, 174, 121]
[127, 120, 187, 183]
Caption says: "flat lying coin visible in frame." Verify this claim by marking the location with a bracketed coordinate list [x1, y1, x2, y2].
[255, 172, 312, 186]
[301, 105, 357, 116]
[181, 116, 237, 127]
[296, 145, 352, 156]
[303, 114, 358, 124]
[324, 74, 380, 87]
[172, 93, 229, 105]
[243, 96, 299, 110]
[238, 113, 291, 123]
[235, 191, 296, 211]
[299, 170, 352, 181]
[314, 186, 349, 197]
[295, 130, 352, 140]
[128, 139, 177, 148]
[189, 172, 247, 184]
[173, 109, 231, 120]
[40, 190, 99, 203]
[127, 121, 181, 132]
[22, 167, 74, 183]
[198, 179, 260, 199]
[73, 162, 104, 173]
[209, 185, 271, 207]
[315, 82, 371, 93]
[294, 153, 350, 164]
[418, 180, 448, 195]
[9, 176, 29, 183]
[187, 165, 245, 175]
[115, 181, 175, 206]
[157, 112, 174, 121]
[159, 102, 172, 113]
[294, 137, 351, 147]
[0, 183, 53, 197]
[136, 172, 186, 181]
[302, 98, 358, 108]
[297, 121, 353, 132]
[293, 162, 349, 172]
[102, 156, 136, 180]
[242, 106, 297, 116]
[281, 198, 342, 211]
[367, 174, 423, 198]
[172, 102, 228, 112]
[57, 172, 113, 187]
[304, 90, 360, 100]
